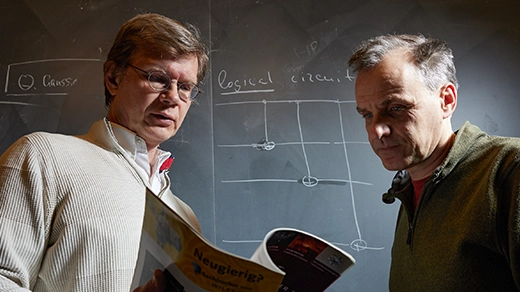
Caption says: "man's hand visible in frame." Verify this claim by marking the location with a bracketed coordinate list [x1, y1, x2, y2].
[133, 269, 165, 292]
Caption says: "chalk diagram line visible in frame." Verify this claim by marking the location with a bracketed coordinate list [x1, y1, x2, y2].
[215, 95, 384, 252]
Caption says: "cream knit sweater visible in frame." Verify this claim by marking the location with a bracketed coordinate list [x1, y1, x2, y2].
[0, 119, 200, 291]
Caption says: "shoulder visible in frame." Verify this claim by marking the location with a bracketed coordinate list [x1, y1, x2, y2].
[0, 129, 109, 170]
[457, 122, 520, 157]
[477, 132, 520, 162]
[461, 129, 520, 183]
[1, 132, 72, 159]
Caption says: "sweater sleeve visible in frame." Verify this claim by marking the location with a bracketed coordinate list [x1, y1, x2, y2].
[495, 148, 520, 289]
[506, 168, 520, 289]
[0, 136, 52, 290]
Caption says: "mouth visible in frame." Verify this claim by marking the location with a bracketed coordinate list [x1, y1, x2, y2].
[375, 144, 400, 158]
[151, 112, 175, 125]
[378, 145, 397, 152]
[153, 112, 173, 120]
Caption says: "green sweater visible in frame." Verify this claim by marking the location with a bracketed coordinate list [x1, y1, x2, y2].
[383, 122, 520, 291]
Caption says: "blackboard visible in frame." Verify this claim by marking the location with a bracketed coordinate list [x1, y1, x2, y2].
[2, 1, 520, 291]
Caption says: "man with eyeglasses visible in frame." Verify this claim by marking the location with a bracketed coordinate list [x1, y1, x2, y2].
[0, 13, 208, 291]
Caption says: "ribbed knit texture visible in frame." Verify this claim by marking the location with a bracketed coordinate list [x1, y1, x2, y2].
[0, 119, 200, 291]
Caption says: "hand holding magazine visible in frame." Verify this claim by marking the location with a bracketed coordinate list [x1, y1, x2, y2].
[131, 189, 355, 291]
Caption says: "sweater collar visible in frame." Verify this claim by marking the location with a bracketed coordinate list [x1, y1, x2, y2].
[436, 121, 487, 178]
[81, 118, 174, 174]
[382, 121, 486, 205]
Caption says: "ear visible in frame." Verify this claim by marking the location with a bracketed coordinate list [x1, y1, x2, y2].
[104, 61, 121, 96]
[440, 82, 457, 119]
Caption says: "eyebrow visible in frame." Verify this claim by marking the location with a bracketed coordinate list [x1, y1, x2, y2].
[356, 96, 405, 114]
[145, 65, 198, 84]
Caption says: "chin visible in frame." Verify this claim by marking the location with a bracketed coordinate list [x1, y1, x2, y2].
[380, 160, 405, 171]
[143, 130, 176, 146]
[382, 165, 400, 171]
[157, 133, 176, 144]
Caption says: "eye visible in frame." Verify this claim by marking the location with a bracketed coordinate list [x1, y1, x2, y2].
[390, 106, 405, 111]
[360, 112, 373, 120]
[149, 72, 170, 86]
[178, 82, 194, 92]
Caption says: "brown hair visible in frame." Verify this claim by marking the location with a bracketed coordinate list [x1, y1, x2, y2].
[103, 13, 209, 107]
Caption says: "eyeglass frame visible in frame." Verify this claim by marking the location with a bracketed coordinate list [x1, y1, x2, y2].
[126, 63, 201, 101]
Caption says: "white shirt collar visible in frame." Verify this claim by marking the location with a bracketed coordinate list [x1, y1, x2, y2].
[108, 121, 172, 194]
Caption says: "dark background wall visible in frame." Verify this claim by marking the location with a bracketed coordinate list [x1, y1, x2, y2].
[1, 1, 519, 291]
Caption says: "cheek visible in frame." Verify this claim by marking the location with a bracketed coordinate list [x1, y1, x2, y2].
[181, 103, 192, 118]
[137, 94, 161, 113]
[123, 100, 146, 121]
[364, 120, 377, 139]
[173, 103, 192, 129]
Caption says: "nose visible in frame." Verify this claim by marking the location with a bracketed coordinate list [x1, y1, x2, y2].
[368, 116, 391, 141]
[159, 83, 183, 104]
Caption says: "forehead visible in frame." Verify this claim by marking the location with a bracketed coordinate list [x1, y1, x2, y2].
[131, 49, 199, 79]
[130, 48, 175, 63]
[355, 51, 420, 103]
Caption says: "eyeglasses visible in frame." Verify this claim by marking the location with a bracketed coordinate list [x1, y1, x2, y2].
[127, 63, 201, 101]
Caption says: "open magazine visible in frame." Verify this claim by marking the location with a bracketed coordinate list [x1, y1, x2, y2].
[131, 189, 355, 292]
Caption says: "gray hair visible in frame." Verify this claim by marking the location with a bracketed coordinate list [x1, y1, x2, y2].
[103, 13, 209, 107]
[348, 34, 458, 91]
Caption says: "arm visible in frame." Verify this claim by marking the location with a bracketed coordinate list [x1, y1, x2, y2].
[496, 155, 520, 289]
[0, 136, 51, 290]
[507, 168, 520, 289]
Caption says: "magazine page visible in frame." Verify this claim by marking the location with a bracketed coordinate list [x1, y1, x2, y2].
[131, 189, 284, 292]
[251, 228, 355, 292]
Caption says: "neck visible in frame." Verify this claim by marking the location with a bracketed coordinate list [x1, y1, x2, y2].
[147, 146, 159, 169]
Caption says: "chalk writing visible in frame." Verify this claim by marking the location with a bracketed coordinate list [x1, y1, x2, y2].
[16, 73, 79, 91]
[42, 74, 78, 88]
[218, 70, 274, 95]
[293, 41, 319, 58]
[17, 75, 34, 91]
[291, 69, 355, 84]
[4, 58, 102, 96]
[218, 68, 355, 96]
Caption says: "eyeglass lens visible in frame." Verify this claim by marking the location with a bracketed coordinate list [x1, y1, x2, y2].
[147, 71, 200, 100]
